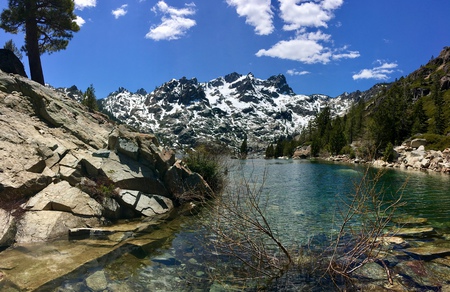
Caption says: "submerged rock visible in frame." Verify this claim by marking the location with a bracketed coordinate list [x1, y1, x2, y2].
[393, 216, 428, 225]
[393, 227, 436, 238]
[405, 246, 450, 257]
[85, 271, 108, 291]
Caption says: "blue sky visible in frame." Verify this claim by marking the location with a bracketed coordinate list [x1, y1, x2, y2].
[1, 0, 449, 98]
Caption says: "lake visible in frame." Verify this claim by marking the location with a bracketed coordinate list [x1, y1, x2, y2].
[17, 160, 450, 290]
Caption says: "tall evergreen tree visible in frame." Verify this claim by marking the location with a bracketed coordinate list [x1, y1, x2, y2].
[265, 144, 274, 159]
[0, 0, 80, 85]
[240, 136, 248, 158]
[82, 84, 98, 111]
[411, 98, 428, 135]
[329, 117, 346, 155]
[432, 75, 445, 135]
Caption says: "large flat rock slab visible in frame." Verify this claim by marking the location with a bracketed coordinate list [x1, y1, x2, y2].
[24, 181, 103, 217]
[406, 246, 450, 257]
[0, 219, 174, 291]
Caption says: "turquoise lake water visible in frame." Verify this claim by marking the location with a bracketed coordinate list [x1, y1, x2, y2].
[49, 159, 450, 291]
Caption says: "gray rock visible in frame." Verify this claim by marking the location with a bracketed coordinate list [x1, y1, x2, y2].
[0, 209, 16, 247]
[354, 262, 387, 280]
[100, 196, 122, 219]
[24, 181, 103, 217]
[0, 49, 27, 78]
[410, 138, 427, 148]
[85, 271, 108, 291]
[102, 152, 168, 195]
[118, 190, 174, 217]
[92, 149, 111, 158]
[118, 137, 139, 160]
[394, 227, 436, 238]
[405, 246, 450, 257]
[16, 210, 101, 243]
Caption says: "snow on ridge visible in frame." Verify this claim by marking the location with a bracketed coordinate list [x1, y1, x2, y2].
[101, 73, 356, 149]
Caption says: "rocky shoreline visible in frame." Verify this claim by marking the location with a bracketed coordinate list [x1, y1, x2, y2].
[351, 216, 450, 291]
[0, 71, 212, 248]
[300, 139, 450, 175]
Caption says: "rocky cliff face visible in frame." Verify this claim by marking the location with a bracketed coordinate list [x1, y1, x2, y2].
[0, 70, 212, 246]
[100, 72, 357, 149]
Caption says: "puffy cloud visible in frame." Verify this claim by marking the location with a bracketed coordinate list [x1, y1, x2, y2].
[256, 31, 359, 64]
[226, 0, 274, 35]
[146, 1, 197, 41]
[256, 38, 331, 64]
[279, 0, 343, 31]
[286, 69, 310, 76]
[112, 4, 128, 19]
[243, 1, 358, 65]
[74, 16, 86, 27]
[353, 61, 398, 80]
[74, 0, 96, 10]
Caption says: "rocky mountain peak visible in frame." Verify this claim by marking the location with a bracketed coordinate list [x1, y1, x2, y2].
[101, 72, 356, 149]
[224, 72, 241, 83]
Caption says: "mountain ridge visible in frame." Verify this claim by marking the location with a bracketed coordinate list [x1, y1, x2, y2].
[99, 72, 367, 149]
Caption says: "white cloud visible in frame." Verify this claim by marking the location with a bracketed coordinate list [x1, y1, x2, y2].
[287, 69, 310, 76]
[74, 16, 86, 27]
[352, 61, 398, 80]
[256, 38, 331, 64]
[226, 0, 274, 35]
[256, 31, 359, 64]
[250, 1, 358, 65]
[112, 4, 128, 19]
[146, 1, 197, 41]
[74, 0, 96, 10]
[332, 51, 360, 60]
[279, 0, 343, 31]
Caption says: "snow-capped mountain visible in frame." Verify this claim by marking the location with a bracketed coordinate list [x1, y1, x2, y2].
[54, 85, 85, 102]
[100, 72, 357, 149]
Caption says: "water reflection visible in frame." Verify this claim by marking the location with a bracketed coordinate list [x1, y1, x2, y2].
[31, 160, 450, 290]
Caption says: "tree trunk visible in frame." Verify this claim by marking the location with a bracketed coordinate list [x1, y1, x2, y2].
[24, 0, 45, 85]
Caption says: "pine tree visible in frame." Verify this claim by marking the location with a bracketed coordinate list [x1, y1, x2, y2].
[3, 39, 22, 59]
[82, 84, 98, 111]
[265, 144, 274, 159]
[0, 0, 80, 85]
[432, 75, 445, 135]
[329, 117, 346, 155]
[240, 136, 248, 158]
[411, 98, 428, 135]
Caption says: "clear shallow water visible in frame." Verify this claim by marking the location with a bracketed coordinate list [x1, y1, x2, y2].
[46, 159, 450, 290]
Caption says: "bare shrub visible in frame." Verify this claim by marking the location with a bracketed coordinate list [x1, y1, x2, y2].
[204, 165, 405, 290]
[324, 168, 406, 288]
[205, 168, 294, 289]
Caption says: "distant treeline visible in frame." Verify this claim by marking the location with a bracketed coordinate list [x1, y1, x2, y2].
[266, 66, 450, 159]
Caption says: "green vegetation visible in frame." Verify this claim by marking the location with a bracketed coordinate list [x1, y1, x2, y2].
[239, 136, 248, 158]
[79, 176, 118, 203]
[415, 133, 450, 151]
[265, 54, 450, 159]
[265, 135, 299, 158]
[3, 39, 22, 59]
[0, 0, 80, 85]
[82, 84, 98, 111]
[183, 144, 228, 193]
